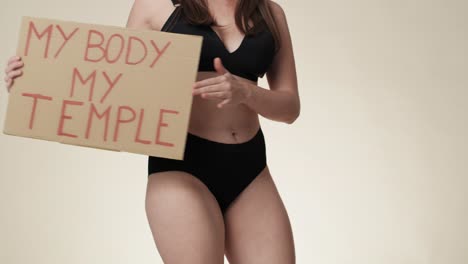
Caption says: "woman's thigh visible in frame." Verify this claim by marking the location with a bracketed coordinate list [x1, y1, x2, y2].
[146, 170, 225, 264]
[224, 166, 296, 264]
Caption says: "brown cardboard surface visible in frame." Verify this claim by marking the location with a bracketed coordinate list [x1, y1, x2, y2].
[3, 16, 203, 160]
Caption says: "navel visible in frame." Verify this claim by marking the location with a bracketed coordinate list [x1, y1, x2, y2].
[231, 130, 239, 141]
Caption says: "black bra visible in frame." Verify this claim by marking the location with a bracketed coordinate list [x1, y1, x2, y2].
[161, 2, 276, 82]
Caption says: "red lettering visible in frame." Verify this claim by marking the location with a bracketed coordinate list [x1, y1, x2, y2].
[54, 25, 79, 58]
[85, 103, 111, 141]
[84, 29, 105, 62]
[57, 100, 84, 138]
[113, 106, 136, 142]
[150, 40, 171, 68]
[134, 109, 151, 144]
[21, 93, 53, 129]
[83, 32, 170, 67]
[70, 68, 97, 101]
[100, 72, 123, 103]
[105, 33, 125, 64]
[125, 36, 147, 65]
[155, 109, 179, 146]
[24, 21, 53, 58]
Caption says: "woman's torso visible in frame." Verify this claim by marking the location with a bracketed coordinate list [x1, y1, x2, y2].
[150, 3, 275, 143]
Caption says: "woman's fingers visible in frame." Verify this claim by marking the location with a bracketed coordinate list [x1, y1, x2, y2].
[7, 69, 23, 79]
[5, 77, 13, 92]
[193, 74, 227, 89]
[200, 91, 226, 100]
[5, 60, 24, 74]
[7, 56, 21, 65]
[4, 56, 22, 93]
[7, 56, 21, 66]
[5, 56, 22, 73]
[193, 82, 228, 96]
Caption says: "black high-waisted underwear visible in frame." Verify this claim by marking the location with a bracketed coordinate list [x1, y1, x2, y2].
[148, 127, 267, 214]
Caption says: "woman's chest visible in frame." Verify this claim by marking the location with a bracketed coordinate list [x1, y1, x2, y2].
[167, 21, 275, 81]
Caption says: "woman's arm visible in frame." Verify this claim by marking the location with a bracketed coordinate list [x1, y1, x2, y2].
[242, 0, 300, 124]
[125, 0, 173, 31]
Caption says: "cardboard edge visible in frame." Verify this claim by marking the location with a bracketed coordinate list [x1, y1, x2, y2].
[59, 141, 121, 152]
[21, 15, 204, 42]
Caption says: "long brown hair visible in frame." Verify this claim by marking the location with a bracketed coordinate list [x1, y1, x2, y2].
[174, 0, 281, 53]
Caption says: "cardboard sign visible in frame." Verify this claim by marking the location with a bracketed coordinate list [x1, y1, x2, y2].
[3, 16, 203, 160]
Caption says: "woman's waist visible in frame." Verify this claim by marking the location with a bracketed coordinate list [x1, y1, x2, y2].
[187, 113, 260, 144]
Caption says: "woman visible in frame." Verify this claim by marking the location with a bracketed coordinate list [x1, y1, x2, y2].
[4, 0, 300, 263]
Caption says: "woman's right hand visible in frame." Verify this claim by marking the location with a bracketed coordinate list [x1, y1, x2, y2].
[4, 55, 24, 93]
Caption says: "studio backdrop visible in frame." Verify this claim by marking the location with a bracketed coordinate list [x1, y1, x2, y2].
[1, 0, 467, 264]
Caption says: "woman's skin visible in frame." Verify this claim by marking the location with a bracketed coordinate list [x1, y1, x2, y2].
[4, 0, 299, 263]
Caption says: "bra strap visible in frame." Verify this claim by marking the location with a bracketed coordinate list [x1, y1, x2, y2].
[162, 5, 181, 32]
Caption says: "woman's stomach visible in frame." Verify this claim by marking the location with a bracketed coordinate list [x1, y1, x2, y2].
[187, 71, 261, 144]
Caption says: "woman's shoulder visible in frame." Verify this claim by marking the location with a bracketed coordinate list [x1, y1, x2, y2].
[128, 0, 177, 31]
[266, 0, 286, 20]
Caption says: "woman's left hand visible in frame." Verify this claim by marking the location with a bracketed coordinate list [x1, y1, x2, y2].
[192, 57, 252, 109]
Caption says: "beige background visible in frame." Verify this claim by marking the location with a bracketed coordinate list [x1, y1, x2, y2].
[1, 0, 467, 263]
